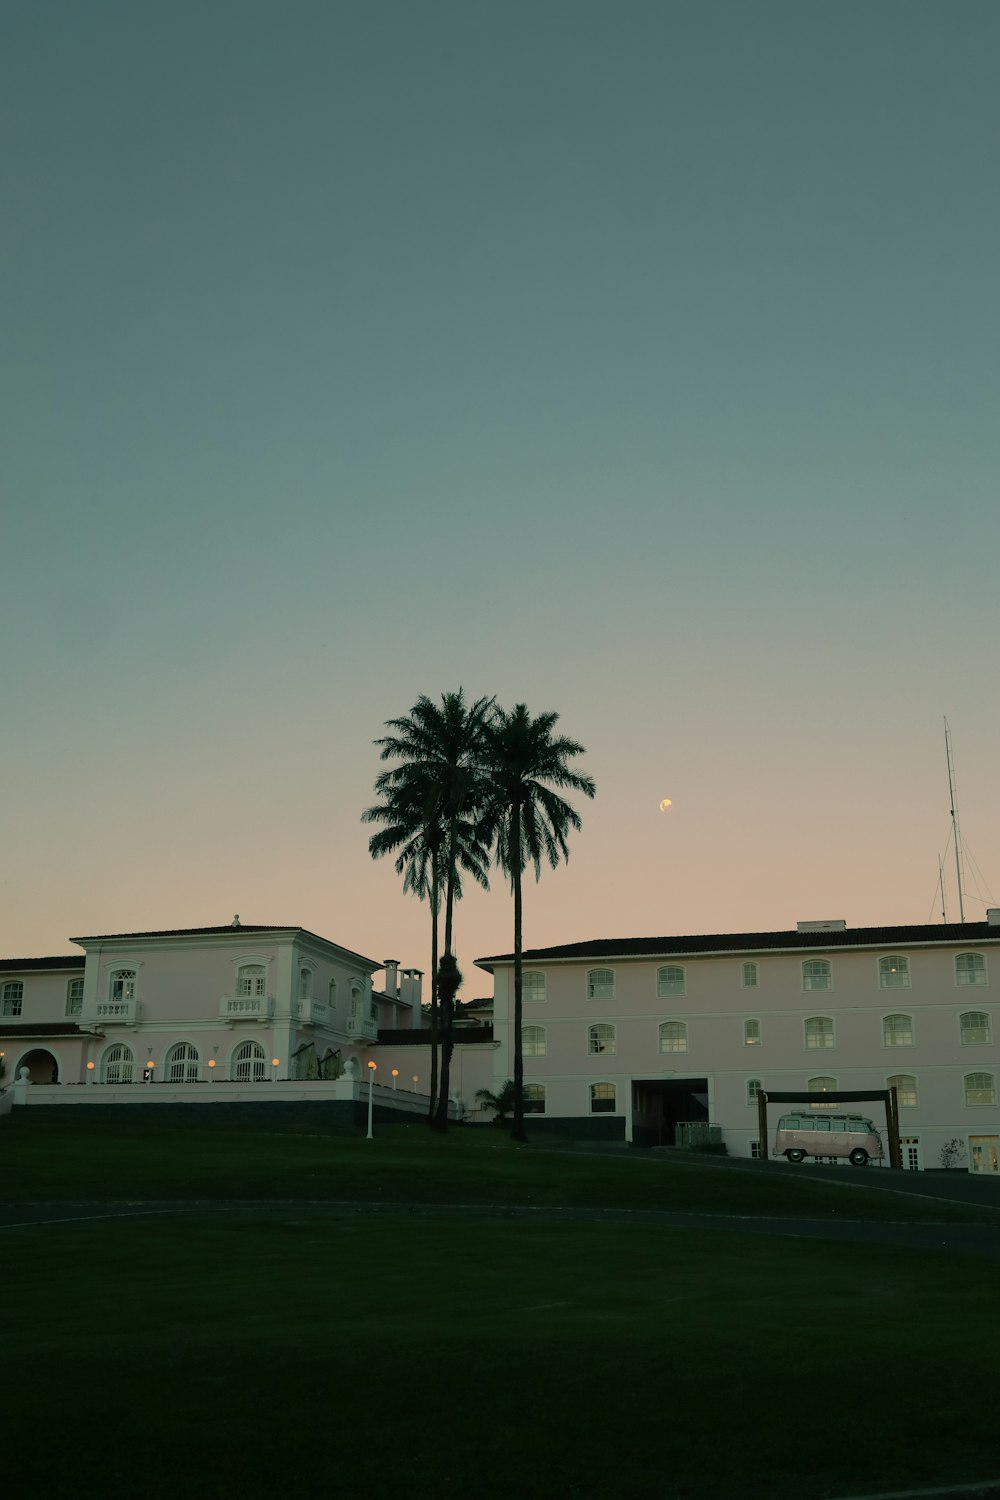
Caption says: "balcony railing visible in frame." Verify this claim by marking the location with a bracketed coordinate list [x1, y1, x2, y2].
[95, 999, 138, 1024]
[219, 995, 272, 1023]
[347, 1007, 378, 1042]
[297, 998, 329, 1026]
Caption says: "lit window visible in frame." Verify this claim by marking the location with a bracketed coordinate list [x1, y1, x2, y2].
[101, 1043, 134, 1084]
[166, 1042, 200, 1082]
[744, 1018, 761, 1046]
[588, 1023, 616, 1055]
[964, 1072, 996, 1107]
[656, 966, 686, 998]
[2, 981, 24, 1017]
[879, 956, 910, 989]
[237, 965, 266, 998]
[747, 1078, 762, 1106]
[883, 1013, 914, 1047]
[523, 971, 546, 1002]
[66, 979, 84, 1015]
[808, 1075, 837, 1106]
[887, 1073, 918, 1108]
[802, 960, 832, 992]
[523, 1083, 546, 1115]
[805, 1016, 835, 1049]
[233, 1040, 267, 1082]
[110, 970, 136, 1002]
[742, 962, 759, 989]
[960, 1011, 992, 1046]
[590, 1082, 617, 1113]
[658, 1021, 688, 1054]
[588, 968, 615, 999]
[956, 953, 987, 986]
[522, 1025, 547, 1057]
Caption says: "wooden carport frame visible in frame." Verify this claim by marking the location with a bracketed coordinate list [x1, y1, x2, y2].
[757, 1087, 902, 1170]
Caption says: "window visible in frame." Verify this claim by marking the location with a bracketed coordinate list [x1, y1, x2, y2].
[101, 1043, 134, 1085]
[802, 960, 832, 992]
[956, 952, 987, 986]
[656, 965, 686, 997]
[328, 978, 337, 1008]
[887, 1073, 918, 1108]
[588, 1023, 616, 1055]
[658, 1021, 688, 1054]
[299, 967, 312, 1000]
[883, 1013, 914, 1047]
[808, 1075, 837, 1106]
[66, 979, 84, 1015]
[744, 1018, 761, 1046]
[805, 1016, 835, 1049]
[237, 964, 266, 998]
[2, 981, 24, 1017]
[879, 956, 910, 989]
[522, 1025, 547, 1057]
[588, 968, 615, 999]
[742, 961, 759, 989]
[749, 1139, 763, 1159]
[110, 970, 136, 1002]
[747, 1078, 762, 1106]
[166, 1042, 200, 1083]
[960, 1011, 992, 1046]
[590, 1082, 617, 1113]
[523, 1083, 546, 1115]
[233, 1040, 267, 1082]
[523, 971, 546, 1002]
[964, 1072, 996, 1107]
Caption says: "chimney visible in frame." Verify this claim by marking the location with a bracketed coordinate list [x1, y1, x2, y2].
[796, 920, 846, 932]
[987, 909, 1000, 927]
[409, 969, 424, 1028]
[382, 959, 399, 997]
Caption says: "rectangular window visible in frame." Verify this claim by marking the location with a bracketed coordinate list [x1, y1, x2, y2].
[742, 962, 759, 989]
[2, 982, 24, 1017]
[590, 1083, 617, 1113]
[66, 979, 84, 1015]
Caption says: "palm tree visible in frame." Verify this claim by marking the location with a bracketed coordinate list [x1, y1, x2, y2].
[372, 691, 494, 1129]
[479, 705, 595, 1144]
[475, 1079, 517, 1125]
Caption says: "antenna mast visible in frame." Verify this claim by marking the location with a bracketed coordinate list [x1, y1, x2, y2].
[944, 717, 965, 923]
[938, 854, 948, 923]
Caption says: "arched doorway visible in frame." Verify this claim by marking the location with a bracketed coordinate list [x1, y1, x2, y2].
[15, 1049, 59, 1084]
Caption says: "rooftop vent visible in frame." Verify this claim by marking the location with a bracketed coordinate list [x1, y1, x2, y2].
[797, 920, 846, 932]
[987, 909, 1000, 928]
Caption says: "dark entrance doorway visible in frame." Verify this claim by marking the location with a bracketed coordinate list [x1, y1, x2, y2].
[632, 1078, 709, 1147]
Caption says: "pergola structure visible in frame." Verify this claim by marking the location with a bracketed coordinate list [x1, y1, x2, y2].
[756, 1087, 902, 1170]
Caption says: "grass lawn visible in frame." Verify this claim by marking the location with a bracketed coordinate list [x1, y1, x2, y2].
[4, 1208, 999, 1500]
[4, 1112, 997, 1223]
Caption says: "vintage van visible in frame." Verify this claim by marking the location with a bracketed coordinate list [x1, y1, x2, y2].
[774, 1113, 883, 1166]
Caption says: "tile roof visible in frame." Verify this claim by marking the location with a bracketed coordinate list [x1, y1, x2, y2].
[0, 1022, 91, 1038]
[476, 920, 1000, 966]
[0, 956, 85, 972]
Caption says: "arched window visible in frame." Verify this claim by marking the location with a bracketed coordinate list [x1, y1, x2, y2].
[804, 1016, 835, 1049]
[808, 1075, 837, 1106]
[236, 965, 265, 998]
[964, 1072, 996, 1107]
[233, 1039, 267, 1082]
[523, 972, 546, 1002]
[656, 966, 686, 998]
[802, 960, 832, 992]
[879, 956, 910, 989]
[887, 1073, 918, 1108]
[744, 1018, 761, 1046]
[960, 1011, 992, 1045]
[587, 968, 615, 999]
[523, 1083, 546, 1115]
[658, 1021, 688, 1054]
[102, 1043, 134, 1084]
[166, 1042, 200, 1083]
[328, 978, 337, 1009]
[2, 981, 24, 1016]
[590, 1082, 617, 1113]
[883, 1013, 914, 1047]
[66, 979, 84, 1015]
[299, 967, 312, 1000]
[746, 1078, 762, 1106]
[956, 952, 987, 986]
[522, 1025, 546, 1057]
[742, 962, 759, 989]
[110, 970, 136, 1001]
[588, 1023, 616, 1055]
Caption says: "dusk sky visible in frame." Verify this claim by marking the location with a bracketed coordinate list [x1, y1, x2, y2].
[3, 1, 998, 986]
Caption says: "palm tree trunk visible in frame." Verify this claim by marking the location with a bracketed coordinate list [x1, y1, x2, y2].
[510, 804, 527, 1144]
[433, 814, 458, 1131]
[427, 851, 439, 1123]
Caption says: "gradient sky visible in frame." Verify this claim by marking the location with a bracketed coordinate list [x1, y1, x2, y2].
[2, 1, 998, 986]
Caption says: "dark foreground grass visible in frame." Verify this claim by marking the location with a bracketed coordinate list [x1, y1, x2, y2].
[4, 1112, 996, 1223]
[4, 1209, 998, 1500]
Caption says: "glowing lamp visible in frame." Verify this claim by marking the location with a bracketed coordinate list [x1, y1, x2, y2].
[367, 1060, 377, 1071]
[208, 1059, 216, 1068]
[86, 1061, 95, 1071]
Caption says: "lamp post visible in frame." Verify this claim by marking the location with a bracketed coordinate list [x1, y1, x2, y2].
[366, 1060, 377, 1139]
[208, 1058, 216, 1083]
[272, 1057, 280, 1083]
[412, 1074, 419, 1091]
[86, 1060, 95, 1085]
[391, 1068, 398, 1091]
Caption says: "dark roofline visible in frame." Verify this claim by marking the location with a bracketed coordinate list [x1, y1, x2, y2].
[0, 956, 86, 972]
[476, 920, 1000, 967]
[0, 1022, 92, 1038]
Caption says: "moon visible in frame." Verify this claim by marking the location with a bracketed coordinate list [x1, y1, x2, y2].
[659, 798, 673, 812]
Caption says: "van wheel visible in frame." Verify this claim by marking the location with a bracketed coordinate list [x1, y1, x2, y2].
[786, 1149, 806, 1163]
[849, 1148, 869, 1166]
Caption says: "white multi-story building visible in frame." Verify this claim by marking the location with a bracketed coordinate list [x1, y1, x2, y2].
[476, 914, 1000, 1173]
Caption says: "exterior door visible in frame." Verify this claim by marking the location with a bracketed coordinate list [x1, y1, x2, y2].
[969, 1136, 999, 1175]
[900, 1135, 921, 1172]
